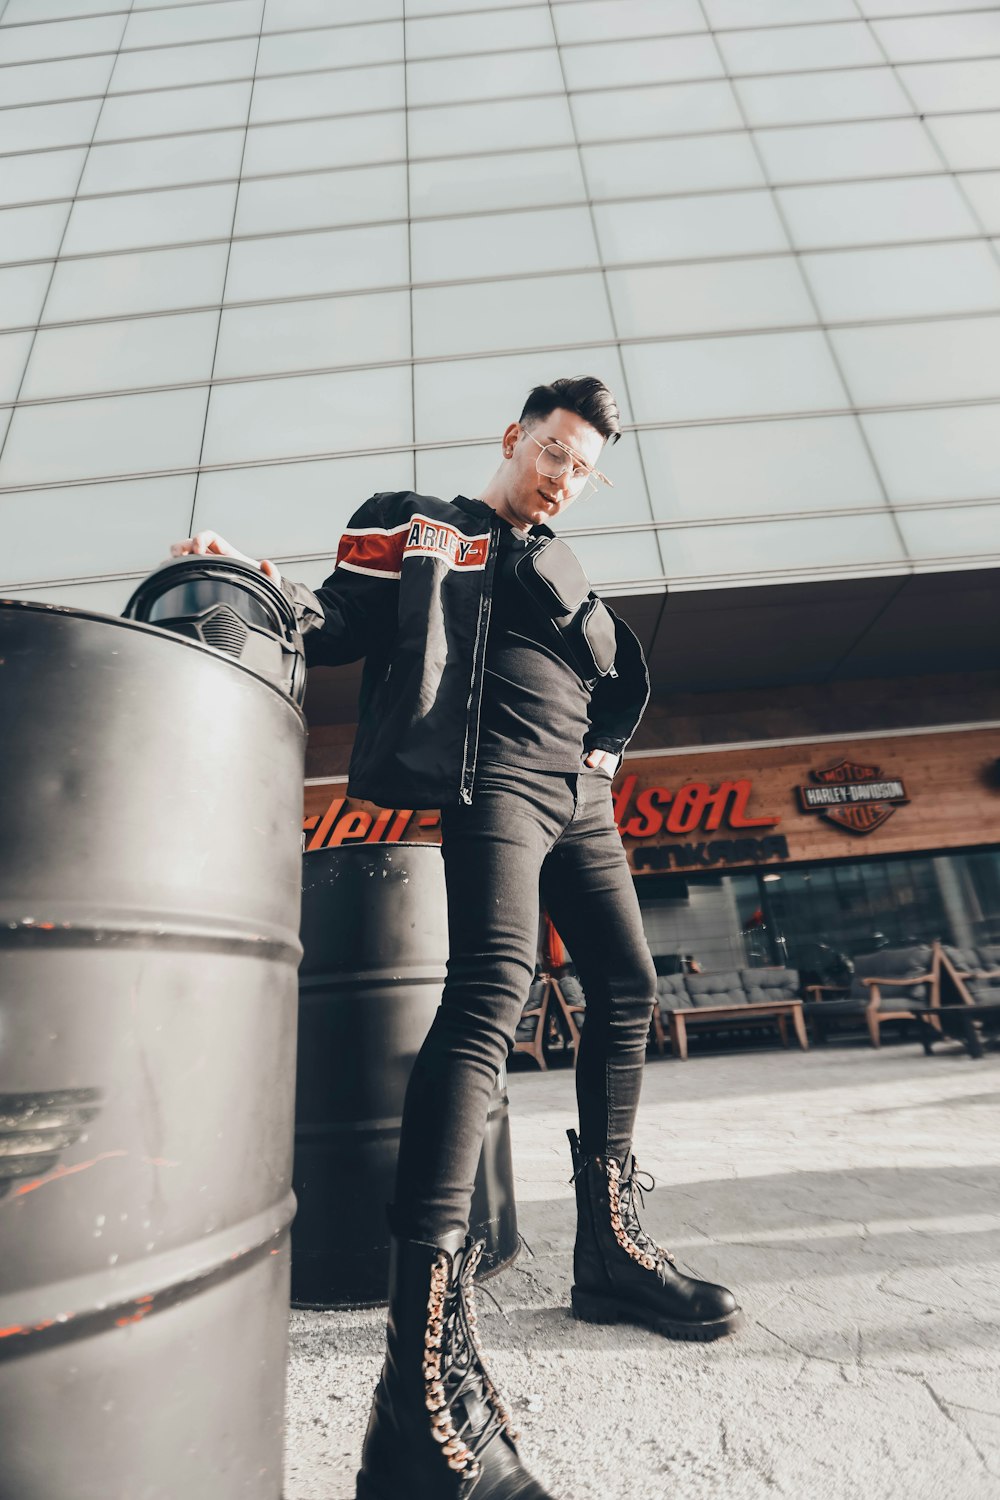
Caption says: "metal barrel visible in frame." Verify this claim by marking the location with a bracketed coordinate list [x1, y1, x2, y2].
[0, 599, 306, 1500]
[292, 842, 519, 1308]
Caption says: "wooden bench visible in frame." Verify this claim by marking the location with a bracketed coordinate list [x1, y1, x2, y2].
[659, 999, 808, 1061]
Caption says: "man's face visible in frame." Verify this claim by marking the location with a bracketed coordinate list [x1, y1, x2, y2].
[501, 407, 606, 529]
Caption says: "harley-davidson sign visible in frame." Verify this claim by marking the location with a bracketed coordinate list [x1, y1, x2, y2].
[797, 758, 909, 835]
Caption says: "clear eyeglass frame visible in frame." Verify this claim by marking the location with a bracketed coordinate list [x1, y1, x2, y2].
[522, 431, 614, 500]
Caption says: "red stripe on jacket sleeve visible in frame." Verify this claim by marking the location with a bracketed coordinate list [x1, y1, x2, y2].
[335, 528, 405, 577]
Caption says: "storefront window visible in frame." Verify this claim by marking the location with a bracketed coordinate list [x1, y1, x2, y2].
[636, 846, 1000, 984]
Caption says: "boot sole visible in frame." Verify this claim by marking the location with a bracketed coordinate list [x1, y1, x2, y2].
[571, 1286, 743, 1341]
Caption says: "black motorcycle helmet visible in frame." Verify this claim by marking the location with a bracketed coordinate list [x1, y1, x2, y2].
[122, 554, 307, 707]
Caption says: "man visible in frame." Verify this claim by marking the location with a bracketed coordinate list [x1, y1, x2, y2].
[172, 376, 740, 1500]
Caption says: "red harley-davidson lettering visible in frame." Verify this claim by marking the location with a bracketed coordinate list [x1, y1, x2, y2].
[612, 774, 780, 840]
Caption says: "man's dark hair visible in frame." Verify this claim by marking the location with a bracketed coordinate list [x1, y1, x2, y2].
[519, 375, 622, 445]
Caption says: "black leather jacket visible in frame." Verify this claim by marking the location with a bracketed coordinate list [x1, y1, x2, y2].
[281, 491, 650, 808]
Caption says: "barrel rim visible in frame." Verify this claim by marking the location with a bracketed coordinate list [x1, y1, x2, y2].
[303, 841, 444, 857]
[0, 597, 307, 727]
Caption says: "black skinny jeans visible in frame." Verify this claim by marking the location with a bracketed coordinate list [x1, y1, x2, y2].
[392, 763, 657, 1244]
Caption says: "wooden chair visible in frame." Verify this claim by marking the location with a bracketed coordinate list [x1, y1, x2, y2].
[548, 970, 586, 1067]
[513, 978, 550, 1071]
[860, 941, 944, 1049]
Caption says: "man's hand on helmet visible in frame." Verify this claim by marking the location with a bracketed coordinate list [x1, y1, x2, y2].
[170, 529, 282, 587]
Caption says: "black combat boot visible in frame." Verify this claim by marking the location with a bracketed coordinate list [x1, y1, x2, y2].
[567, 1129, 743, 1342]
[356, 1217, 555, 1500]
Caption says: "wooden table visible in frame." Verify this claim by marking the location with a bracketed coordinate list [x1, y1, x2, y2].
[661, 1000, 809, 1061]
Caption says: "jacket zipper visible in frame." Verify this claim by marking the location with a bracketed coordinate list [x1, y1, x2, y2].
[459, 518, 500, 805]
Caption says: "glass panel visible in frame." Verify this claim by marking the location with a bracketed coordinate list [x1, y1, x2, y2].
[1, 55, 114, 107]
[410, 206, 598, 283]
[899, 59, 1000, 114]
[405, 0, 516, 12]
[583, 134, 764, 200]
[802, 242, 1000, 322]
[662, 511, 905, 583]
[414, 443, 494, 502]
[860, 404, 1000, 503]
[593, 190, 789, 264]
[556, 530, 660, 589]
[406, 46, 564, 107]
[858, 0, 998, 12]
[1, 101, 101, 154]
[0, 330, 32, 401]
[623, 330, 848, 424]
[250, 63, 403, 122]
[0, 387, 210, 486]
[606, 258, 815, 339]
[406, 7, 554, 59]
[409, 95, 574, 159]
[412, 271, 613, 359]
[234, 163, 407, 236]
[0, 201, 73, 264]
[413, 345, 631, 445]
[962, 174, 1000, 233]
[122, 0, 262, 47]
[2, 0, 126, 18]
[19, 310, 220, 400]
[96, 81, 252, 142]
[79, 129, 247, 195]
[873, 13, 1000, 64]
[109, 38, 259, 93]
[777, 175, 978, 248]
[0, 148, 85, 208]
[928, 113, 1000, 173]
[0, 13, 124, 62]
[735, 66, 911, 128]
[572, 80, 741, 142]
[224, 222, 409, 302]
[200, 362, 412, 466]
[410, 148, 584, 219]
[897, 503, 1000, 563]
[561, 33, 722, 90]
[262, 0, 402, 28]
[0, 263, 53, 330]
[61, 183, 238, 255]
[831, 315, 1000, 407]
[706, 0, 853, 21]
[555, 0, 704, 44]
[193, 452, 410, 559]
[0, 474, 195, 583]
[242, 111, 405, 175]
[551, 435, 653, 529]
[717, 22, 881, 74]
[214, 289, 411, 377]
[756, 120, 941, 186]
[44, 243, 230, 322]
[639, 415, 883, 520]
[257, 21, 403, 73]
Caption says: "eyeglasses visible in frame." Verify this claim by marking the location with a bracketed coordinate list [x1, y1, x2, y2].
[522, 431, 613, 498]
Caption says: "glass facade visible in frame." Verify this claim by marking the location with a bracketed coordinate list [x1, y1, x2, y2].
[637, 846, 1000, 982]
[0, 1, 999, 610]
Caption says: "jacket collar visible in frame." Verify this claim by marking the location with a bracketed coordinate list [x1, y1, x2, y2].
[452, 494, 554, 540]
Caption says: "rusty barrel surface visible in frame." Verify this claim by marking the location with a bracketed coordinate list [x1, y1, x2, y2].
[292, 842, 519, 1307]
[0, 599, 305, 1500]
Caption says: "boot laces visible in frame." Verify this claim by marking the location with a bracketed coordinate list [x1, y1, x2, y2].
[423, 1244, 517, 1494]
[618, 1158, 677, 1273]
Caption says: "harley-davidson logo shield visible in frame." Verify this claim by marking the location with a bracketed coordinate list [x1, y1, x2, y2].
[797, 759, 908, 836]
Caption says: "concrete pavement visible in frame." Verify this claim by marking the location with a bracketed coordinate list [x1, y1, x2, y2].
[284, 1037, 1000, 1500]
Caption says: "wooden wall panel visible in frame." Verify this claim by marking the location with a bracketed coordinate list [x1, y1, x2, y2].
[303, 727, 1000, 874]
